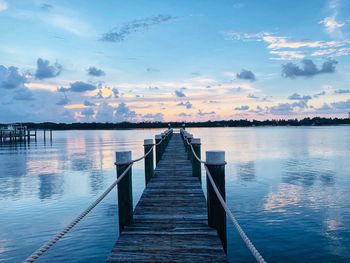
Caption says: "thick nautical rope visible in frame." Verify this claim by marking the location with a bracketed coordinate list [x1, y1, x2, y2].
[24, 129, 173, 262]
[205, 165, 266, 263]
[182, 129, 266, 263]
[23, 164, 132, 263]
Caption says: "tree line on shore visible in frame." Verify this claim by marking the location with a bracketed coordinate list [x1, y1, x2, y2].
[2, 117, 349, 130]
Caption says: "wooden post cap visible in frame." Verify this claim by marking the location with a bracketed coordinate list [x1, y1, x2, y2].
[115, 151, 132, 165]
[191, 138, 201, 144]
[206, 151, 225, 165]
[144, 139, 153, 145]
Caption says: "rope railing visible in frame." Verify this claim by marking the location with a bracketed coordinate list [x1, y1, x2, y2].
[128, 145, 155, 164]
[24, 128, 173, 263]
[180, 128, 266, 263]
[205, 166, 266, 263]
[23, 164, 132, 263]
[114, 128, 172, 165]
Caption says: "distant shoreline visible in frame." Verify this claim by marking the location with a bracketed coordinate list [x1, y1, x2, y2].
[1, 117, 350, 130]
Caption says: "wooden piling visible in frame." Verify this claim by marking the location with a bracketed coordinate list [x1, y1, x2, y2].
[187, 134, 193, 160]
[161, 132, 166, 155]
[115, 151, 133, 233]
[155, 134, 162, 164]
[191, 138, 201, 183]
[183, 132, 188, 149]
[206, 151, 227, 253]
[144, 139, 154, 185]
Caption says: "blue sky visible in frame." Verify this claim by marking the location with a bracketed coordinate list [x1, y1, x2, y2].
[0, 0, 350, 123]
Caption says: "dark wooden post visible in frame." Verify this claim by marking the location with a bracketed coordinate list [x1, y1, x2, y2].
[144, 139, 154, 185]
[115, 151, 133, 233]
[155, 134, 162, 165]
[166, 130, 170, 146]
[191, 138, 201, 183]
[161, 132, 166, 154]
[183, 132, 188, 149]
[206, 151, 227, 253]
[43, 130, 46, 141]
[187, 134, 193, 160]
[50, 129, 52, 142]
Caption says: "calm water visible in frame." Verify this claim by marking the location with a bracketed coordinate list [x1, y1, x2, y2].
[0, 127, 349, 262]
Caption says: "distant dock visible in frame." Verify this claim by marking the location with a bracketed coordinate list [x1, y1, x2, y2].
[0, 124, 52, 143]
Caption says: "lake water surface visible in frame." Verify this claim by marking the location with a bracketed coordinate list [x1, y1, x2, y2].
[0, 127, 349, 262]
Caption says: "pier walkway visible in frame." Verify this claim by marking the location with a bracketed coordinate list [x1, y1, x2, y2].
[107, 133, 227, 262]
[24, 129, 265, 263]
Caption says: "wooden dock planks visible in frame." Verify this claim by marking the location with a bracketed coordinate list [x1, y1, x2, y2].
[107, 133, 227, 262]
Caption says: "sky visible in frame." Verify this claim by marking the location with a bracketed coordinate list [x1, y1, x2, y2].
[0, 0, 350, 123]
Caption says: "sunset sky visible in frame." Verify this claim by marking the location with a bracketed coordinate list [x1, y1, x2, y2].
[0, 0, 350, 123]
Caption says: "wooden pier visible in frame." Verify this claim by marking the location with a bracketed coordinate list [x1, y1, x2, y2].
[24, 128, 265, 263]
[107, 132, 227, 262]
[0, 124, 52, 144]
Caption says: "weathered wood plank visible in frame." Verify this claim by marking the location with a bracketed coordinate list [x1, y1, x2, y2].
[107, 133, 227, 262]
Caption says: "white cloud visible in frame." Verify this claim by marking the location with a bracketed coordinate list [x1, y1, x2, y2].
[311, 48, 337, 56]
[9, 4, 91, 36]
[319, 16, 345, 33]
[261, 34, 344, 50]
[46, 13, 90, 36]
[225, 30, 350, 59]
[269, 50, 305, 60]
[0, 0, 7, 12]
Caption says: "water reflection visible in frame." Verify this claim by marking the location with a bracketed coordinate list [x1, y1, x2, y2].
[0, 238, 7, 254]
[282, 158, 334, 187]
[263, 183, 302, 212]
[236, 161, 255, 181]
[89, 170, 105, 193]
[1, 128, 350, 263]
[38, 174, 64, 200]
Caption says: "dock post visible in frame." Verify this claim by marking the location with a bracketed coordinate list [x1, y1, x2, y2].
[165, 131, 170, 146]
[43, 130, 46, 142]
[50, 129, 52, 142]
[183, 132, 188, 149]
[144, 139, 154, 185]
[191, 138, 201, 183]
[155, 134, 162, 164]
[187, 134, 193, 160]
[161, 133, 166, 154]
[115, 151, 133, 233]
[206, 151, 227, 253]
